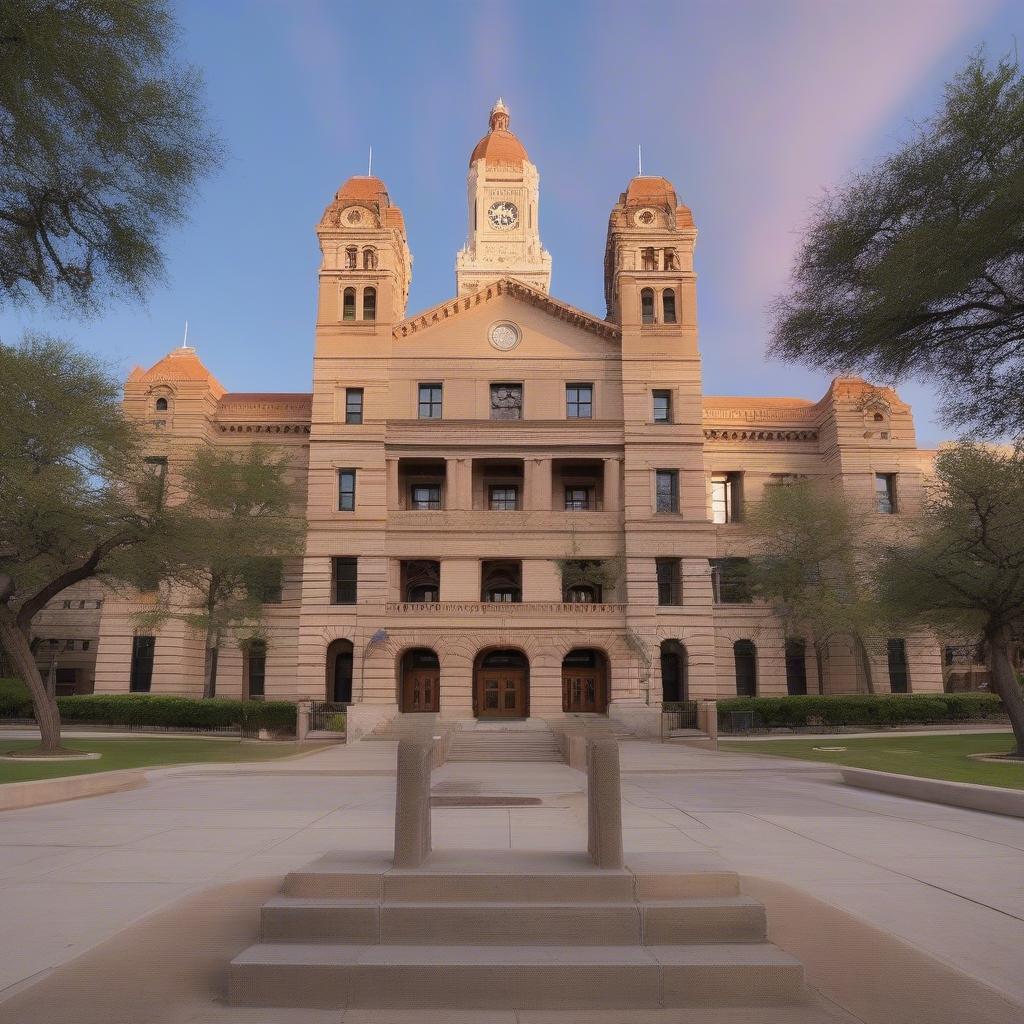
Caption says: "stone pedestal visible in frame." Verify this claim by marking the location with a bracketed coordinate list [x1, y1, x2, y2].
[587, 736, 624, 869]
[393, 738, 432, 868]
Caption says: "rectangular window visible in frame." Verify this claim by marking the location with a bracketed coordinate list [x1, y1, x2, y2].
[490, 383, 523, 420]
[129, 635, 155, 693]
[652, 389, 672, 424]
[345, 388, 364, 424]
[338, 469, 356, 511]
[655, 470, 679, 513]
[711, 472, 743, 523]
[410, 484, 442, 510]
[565, 486, 594, 511]
[246, 642, 266, 699]
[710, 557, 753, 604]
[489, 485, 519, 510]
[566, 383, 593, 419]
[656, 558, 682, 605]
[887, 638, 910, 693]
[875, 473, 897, 514]
[333, 557, 357, 605]
[785, 638, 808, 695]
[418, 383, 443, 419]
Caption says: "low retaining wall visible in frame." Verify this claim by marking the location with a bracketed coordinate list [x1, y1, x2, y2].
[840, 767, 1024, 819]
[0, 769, 146, 811]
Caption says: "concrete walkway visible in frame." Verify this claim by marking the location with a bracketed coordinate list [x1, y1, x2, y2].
[0, 737, 1022, 1013]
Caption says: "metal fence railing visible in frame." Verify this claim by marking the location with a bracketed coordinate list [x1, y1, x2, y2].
[661, 700, 699, 739]
[309, 700, 348, 733]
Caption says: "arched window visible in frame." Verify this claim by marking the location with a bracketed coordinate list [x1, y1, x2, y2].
[342, 287, 356, 321]
[362, 286, 377, 321]
[662, 289, 677, 324]
[641, 248, 657, 271]
[565, 584, 598, 604]
[155, 397, 168, 412]
[245, 639, 266, 700]
[345, 246, 358, 269]
[641, 288, 655, 324]
[362, 247, 377, 270]
[734, 640, 757, 696]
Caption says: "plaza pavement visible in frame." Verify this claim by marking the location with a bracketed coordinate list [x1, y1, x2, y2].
[0, 734, 1022, 1018]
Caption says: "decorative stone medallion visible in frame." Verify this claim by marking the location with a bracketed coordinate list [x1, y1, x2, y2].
[346, 208, 363, 224]
[635, 208, 656, 226]
[488, 320, 522, 351]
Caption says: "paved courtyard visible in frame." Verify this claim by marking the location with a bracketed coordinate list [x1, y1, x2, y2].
[0, 736, 1022, 1018]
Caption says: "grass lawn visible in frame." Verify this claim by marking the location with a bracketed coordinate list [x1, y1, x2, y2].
[0, 737, 325, 784]
[719, 732, 1024, 789]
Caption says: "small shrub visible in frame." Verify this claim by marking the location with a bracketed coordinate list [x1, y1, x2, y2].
[716, 693, 1006, 732]
[326, 713, 347, 732]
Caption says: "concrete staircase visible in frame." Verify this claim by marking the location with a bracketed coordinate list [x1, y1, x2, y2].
[362, 714, 444, 742]
[229, 851, 808, 1010]
[446, 727, 565, 763]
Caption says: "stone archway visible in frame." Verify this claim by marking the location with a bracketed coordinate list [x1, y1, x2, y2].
[660, 640, 688, 702]
[561, 648, 609, 713]
[326, 639, 353, 703]
[398, 648, 441, 713]
[473, 648, 529, 719]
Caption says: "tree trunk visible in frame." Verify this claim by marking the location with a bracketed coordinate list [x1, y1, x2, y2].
[202, 640, 219, 699]
[989, 629, 1024, 757]
[0, 608, 64, 752]
[854, 634, 876, 694]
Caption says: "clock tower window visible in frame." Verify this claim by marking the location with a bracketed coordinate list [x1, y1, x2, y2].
[663, 289, 677, 324]
[641, 288, 655, 324]
[342, 287, 356, 321]
[362, 287, 376, 322]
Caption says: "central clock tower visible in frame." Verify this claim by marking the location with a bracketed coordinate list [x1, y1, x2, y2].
[455, 99, 552, 295]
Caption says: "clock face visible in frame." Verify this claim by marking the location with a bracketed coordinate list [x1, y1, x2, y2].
[488, 201, 519, 229]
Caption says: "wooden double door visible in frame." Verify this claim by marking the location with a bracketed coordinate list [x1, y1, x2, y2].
[474, 649, 529, 718]
[562, 650, 608, 713]
[401, 649, 440, 713]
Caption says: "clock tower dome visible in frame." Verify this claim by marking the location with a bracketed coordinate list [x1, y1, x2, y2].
[455, 99, 552, 295]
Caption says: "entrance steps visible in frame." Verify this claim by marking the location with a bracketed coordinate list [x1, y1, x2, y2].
[363, 714, 444, 742]
[229, 851, 808, 1010]
[447, 727, 564, 763]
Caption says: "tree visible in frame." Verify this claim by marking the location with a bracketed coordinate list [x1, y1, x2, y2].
[880, 443, 1024, 755]
[744, 479, 893, 693]
[770, 52, 1024, 438]
[0, 0, 219, 310]
[0, 335, 165, 752]
[133, 446, 306, 699]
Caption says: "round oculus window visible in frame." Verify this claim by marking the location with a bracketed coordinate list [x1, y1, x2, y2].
[488, 321, 521, 351]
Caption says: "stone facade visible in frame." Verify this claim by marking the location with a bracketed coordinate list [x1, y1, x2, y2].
[35, 101, 944, 716]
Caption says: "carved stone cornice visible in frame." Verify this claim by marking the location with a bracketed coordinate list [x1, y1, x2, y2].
[703, 428, 818, 443]
[217, 423, 311, 435]
[385, 601, 627, 616]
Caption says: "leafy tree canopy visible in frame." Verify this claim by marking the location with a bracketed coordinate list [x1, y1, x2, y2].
[770, 52, 1024, 438]
[0, 0, 219, 310]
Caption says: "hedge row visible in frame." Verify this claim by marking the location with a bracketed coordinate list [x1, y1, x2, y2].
[0, 682, 296, 734]
[716, 693, 1007, 731]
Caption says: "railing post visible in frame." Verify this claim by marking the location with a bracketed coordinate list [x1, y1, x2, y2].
[586, 736, 624, 869]
[394, 737, 432, 868]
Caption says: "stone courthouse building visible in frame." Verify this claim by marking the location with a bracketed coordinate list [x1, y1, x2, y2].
[36, 101, 944, 727]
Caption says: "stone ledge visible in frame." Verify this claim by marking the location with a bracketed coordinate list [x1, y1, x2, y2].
[839, 767, 1024, 818]
[0, 769, 146, 811]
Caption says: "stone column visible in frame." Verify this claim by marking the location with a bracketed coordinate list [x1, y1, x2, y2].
[603, 457, 621, 512]
[455, 457, 473, 510]
[586, 736, 624, 869]
[393, 737, 432, 868]
[386, 457, 400, 511]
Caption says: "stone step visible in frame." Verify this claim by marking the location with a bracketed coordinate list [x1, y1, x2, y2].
[229, 942, 804, 1009]
[260, 895, 767, 945]
[283, 860, 741, 902]
[446, 732, 564, 764]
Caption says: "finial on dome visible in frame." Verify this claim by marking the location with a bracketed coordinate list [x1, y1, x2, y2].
[489, 97, 510, 133]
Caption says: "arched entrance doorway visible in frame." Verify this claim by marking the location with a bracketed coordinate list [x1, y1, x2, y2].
[562, 648, 609, 713]
[326, 639, 353, 703]
[660, 640, 688, 702]
[400, 648, 440, 713]
[474, 649, 529, 718]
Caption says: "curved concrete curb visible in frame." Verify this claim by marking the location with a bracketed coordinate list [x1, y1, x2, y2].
[0, 770, 146, 811]
[840, 767, 1024, 818]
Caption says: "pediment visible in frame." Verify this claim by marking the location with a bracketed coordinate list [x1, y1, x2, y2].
[393, 279, 620, 353]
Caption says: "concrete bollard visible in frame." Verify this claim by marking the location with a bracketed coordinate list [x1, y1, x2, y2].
[393, 737, 433, 868]
[296, 701, 311, 743]
[586, 736, 624, 869]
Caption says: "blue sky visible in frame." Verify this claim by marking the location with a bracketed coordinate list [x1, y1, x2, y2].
[1, 0, 1020, 446]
